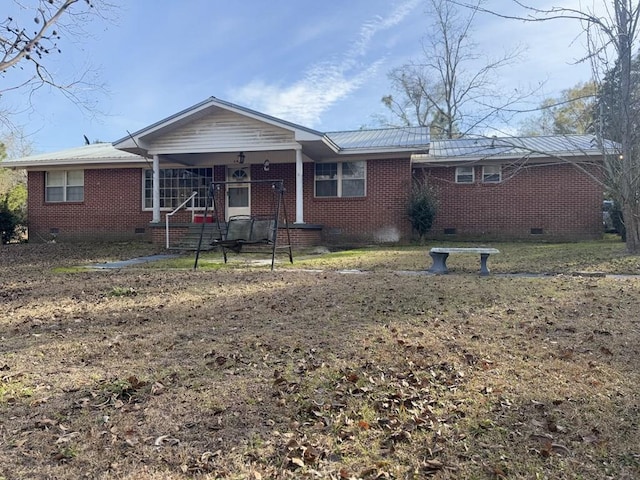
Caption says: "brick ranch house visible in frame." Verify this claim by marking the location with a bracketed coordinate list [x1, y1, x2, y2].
[4, 96, 608, 247]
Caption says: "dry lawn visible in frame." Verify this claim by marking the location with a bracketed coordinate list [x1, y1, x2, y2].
[0, 240, 639, 479]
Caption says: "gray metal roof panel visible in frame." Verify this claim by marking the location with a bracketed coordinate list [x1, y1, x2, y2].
[3, 143, 147, 167]
[326, 127, 430, 151]
[428, 135, 614, 160]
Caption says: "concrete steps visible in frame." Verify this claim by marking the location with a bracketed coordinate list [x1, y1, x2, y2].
[168, 223, 224, 251]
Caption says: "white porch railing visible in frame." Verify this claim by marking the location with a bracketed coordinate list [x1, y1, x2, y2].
[165, 191, 198, 249]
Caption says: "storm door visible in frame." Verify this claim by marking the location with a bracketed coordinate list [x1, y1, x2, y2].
[226, 166, 251, 219]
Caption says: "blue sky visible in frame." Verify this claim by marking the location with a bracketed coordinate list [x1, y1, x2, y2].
[4, 0, 598, 154]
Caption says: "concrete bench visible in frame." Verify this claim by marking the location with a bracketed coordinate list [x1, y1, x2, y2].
[428, 247, 500, 276]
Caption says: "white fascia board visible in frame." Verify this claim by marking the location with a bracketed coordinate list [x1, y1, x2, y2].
[320, 135, 341, 153]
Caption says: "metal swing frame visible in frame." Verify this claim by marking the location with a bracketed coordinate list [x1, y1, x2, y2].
[193, 179, 293, 271]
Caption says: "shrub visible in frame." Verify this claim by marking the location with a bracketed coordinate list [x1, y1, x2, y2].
[407, 178, 438, 241]
[0, 193, 25, 244]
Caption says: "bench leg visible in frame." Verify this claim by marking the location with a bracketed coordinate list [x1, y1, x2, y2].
[429, 252, 449, 274]
[479, 253, 491, 276]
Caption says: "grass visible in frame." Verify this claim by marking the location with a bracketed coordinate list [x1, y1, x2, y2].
[156, 235, 637, 274]
[0, 238, 639, 479]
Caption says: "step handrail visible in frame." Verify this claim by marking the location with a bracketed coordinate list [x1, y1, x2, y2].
[165, 191, 198, 249]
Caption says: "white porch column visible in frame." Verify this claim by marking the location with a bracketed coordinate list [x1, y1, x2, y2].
[152, 154, 161, 223]
[295, 147, 304, 224]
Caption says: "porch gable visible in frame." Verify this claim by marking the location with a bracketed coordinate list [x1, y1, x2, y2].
[145, 109, 300, 155]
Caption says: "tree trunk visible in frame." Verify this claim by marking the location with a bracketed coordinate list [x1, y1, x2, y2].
[615, 1, 640, 252]
[622, 204, 640, 251]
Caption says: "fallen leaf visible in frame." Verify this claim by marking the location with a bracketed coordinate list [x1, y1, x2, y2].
[358, 420, 370, 430]
[151, 382, 165, 395]
[36, 418, 57, 429]
[215, 356, 227, 366]
[55, 432, 80, 444]
[593, 329, 612, 336]
[582, 434, 600, 444]
[154, 435, 180, 446]
[550, 443, 571, 455]
[423, 459, 444, 471]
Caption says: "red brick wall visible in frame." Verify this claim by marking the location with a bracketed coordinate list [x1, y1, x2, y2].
[26, 158, 603, 246]
[193, 160, 414, 245]
[28, 169, 152, 242]
[304, 158, 413, 244]
[416, 161, 603, 240]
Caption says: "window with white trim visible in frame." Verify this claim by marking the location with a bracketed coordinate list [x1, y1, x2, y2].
[315, 161, 366, 197]
[143, 168, 213, 209]
[45, 170, 84, 202]
[482, 165, 502, 183]
[455, 166, 474, 184]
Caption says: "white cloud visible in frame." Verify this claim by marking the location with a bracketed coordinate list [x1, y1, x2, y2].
[230, 0, 421, 127]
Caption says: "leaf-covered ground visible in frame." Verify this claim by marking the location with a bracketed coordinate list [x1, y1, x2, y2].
[0, 241, 639, 479]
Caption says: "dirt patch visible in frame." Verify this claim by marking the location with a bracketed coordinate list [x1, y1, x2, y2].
[0, 243, 639, 479]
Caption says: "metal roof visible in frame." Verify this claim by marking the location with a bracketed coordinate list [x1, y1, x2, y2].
[421, 134, 614, 162]
[326, 127, 430, 152]
[3, 143, 148, 168]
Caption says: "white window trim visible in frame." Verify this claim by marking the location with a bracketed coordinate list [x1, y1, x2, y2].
[45, 170, 84, 202]
[142, 167, 213, 211]
[455, 166, 475, 184]
[482, 165, 502, 183]
[314, 161, 366, 198]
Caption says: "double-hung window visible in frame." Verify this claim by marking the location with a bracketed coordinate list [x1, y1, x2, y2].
[45, 170, 84, 202]
[482, 165, 502, 183]
[143, 168, 213, 209]
[455, 166, 474, 184]
[315, 161, 366, 198]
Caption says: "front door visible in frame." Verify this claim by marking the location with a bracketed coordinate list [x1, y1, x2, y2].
[226, 166, 251, 219]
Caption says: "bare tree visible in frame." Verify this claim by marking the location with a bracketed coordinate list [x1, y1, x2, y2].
[1, 0, 111, 126]
[452, 0, 640, 252]
[519, 81, 597, 136]
[381, 0, 527, 139]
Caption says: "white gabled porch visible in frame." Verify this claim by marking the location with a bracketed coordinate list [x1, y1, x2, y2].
[112, 97, 335, 234]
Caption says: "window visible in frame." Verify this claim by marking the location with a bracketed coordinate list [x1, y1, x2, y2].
[455, 166, 474, 184]
[45, 170, 84, 202]
[482, 165, 502, 183]
[315, 161, 366, 197]
[143, 168, 213, 209]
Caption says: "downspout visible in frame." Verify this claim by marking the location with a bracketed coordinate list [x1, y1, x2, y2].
[295, 147, 304, 224]
[152, 155, 161, 223]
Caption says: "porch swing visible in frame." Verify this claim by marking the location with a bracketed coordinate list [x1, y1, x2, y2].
[193, 179, 294, 271]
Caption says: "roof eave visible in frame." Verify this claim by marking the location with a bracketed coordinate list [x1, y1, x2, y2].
[3, 157, 149, 169]
[339, 146, 429, 156]
[413, 150, 605, 164]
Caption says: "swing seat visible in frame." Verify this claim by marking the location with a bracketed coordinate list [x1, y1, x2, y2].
[194, 179, 293, 271]
[211, 215, 276, 252]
